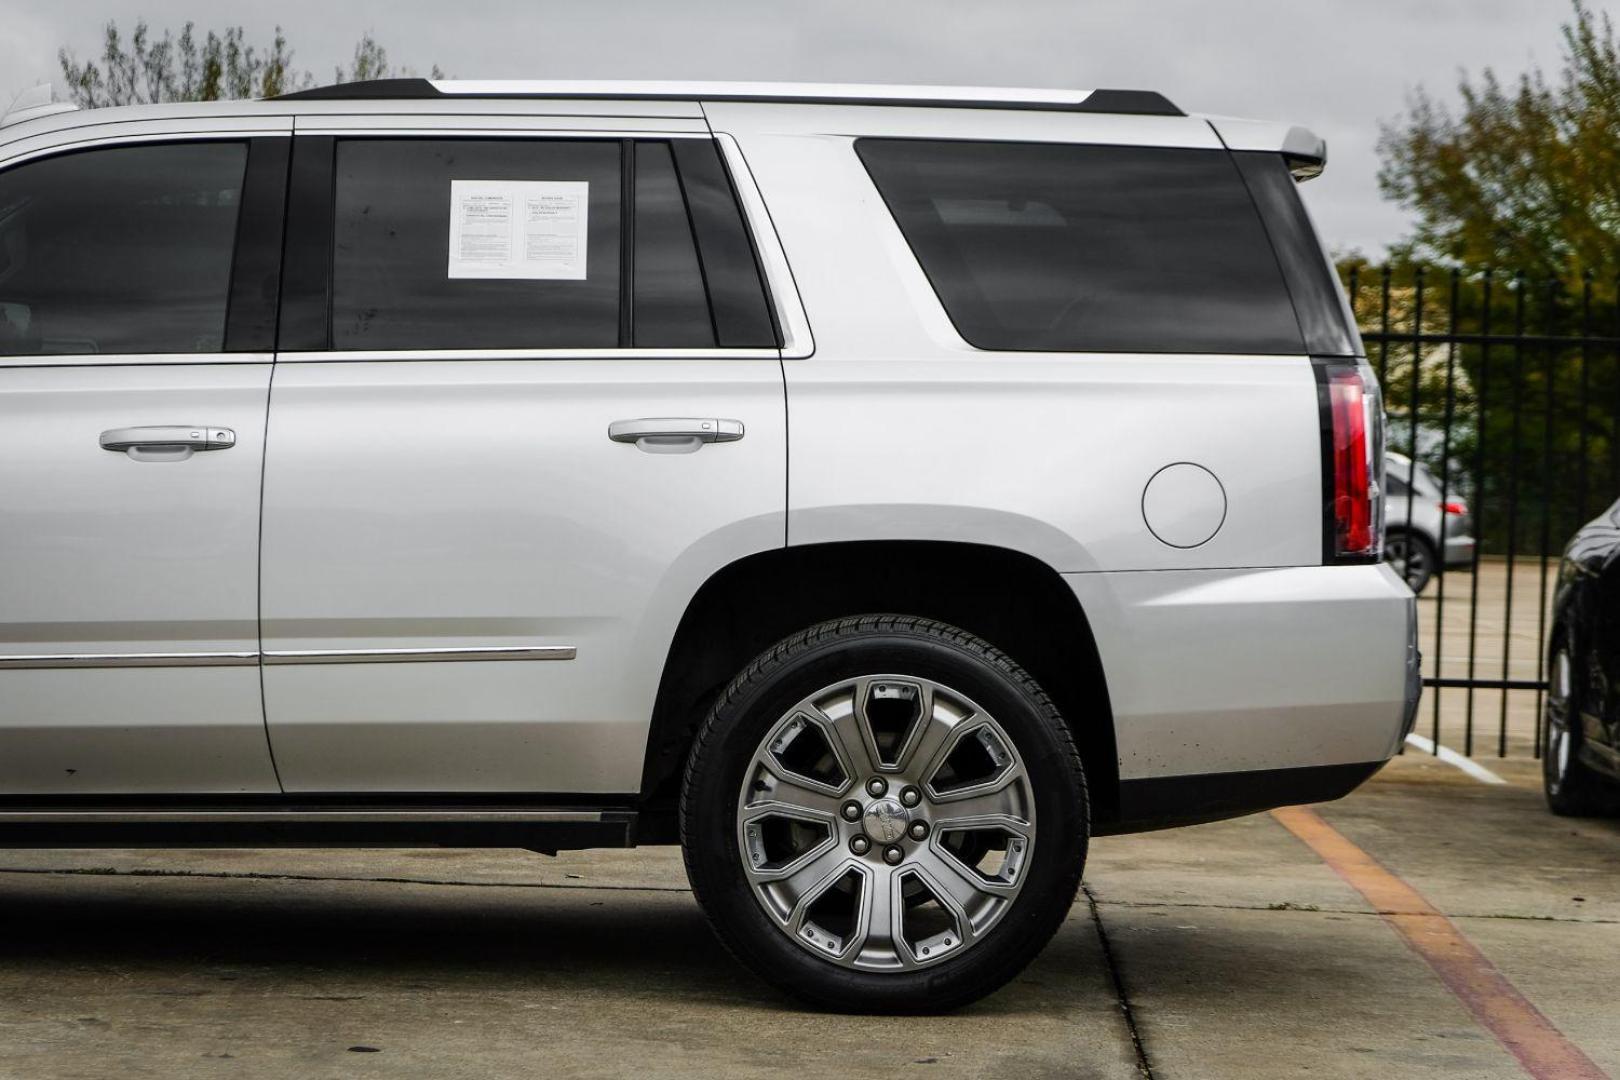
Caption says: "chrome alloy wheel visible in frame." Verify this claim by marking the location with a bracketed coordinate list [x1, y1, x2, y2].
[735, 674, 1034, 972]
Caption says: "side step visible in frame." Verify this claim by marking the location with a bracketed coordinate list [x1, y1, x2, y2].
[0, 804, 638, 853]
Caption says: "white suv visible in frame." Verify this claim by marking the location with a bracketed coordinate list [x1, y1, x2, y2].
[0, 80, 1419, 1011]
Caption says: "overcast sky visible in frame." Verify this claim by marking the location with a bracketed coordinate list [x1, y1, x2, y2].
[1, 0, 1607, 255]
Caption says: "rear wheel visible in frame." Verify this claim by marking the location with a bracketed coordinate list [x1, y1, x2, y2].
[1544, 638, 1620, 816]
[680, 615, 1088, 1012]
[1386, 530, 1437, 593]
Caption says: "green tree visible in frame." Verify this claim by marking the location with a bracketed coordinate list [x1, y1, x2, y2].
[58, 22, 442, 107]
[1365, 2, 1620, 552]
[1377, 0, 1619, 293]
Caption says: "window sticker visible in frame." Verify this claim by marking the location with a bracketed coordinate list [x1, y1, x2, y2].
[447, 180, 588, 280]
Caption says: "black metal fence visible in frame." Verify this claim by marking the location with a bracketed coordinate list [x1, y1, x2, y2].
[1344, 264, 1620, 758]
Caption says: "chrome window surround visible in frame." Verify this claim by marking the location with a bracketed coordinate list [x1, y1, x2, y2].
[274, 348, 781, 363]
[713, 131, 814, 358]
[0, 353, 274, 370]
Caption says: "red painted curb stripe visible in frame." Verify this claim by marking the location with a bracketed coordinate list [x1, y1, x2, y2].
[1272, 805, 1609, 1080]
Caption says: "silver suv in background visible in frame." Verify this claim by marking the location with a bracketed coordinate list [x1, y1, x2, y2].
[1385, 451, 1477, 593]
[0, 80, 1421, 1012]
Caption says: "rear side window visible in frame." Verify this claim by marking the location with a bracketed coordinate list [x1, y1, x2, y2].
[0, 142, 247, 356]
[855, 139, 1305, 354]
[332, 139, 622, 351]
[1232, 151, 1360, 358]
[297, 137, 777, 353]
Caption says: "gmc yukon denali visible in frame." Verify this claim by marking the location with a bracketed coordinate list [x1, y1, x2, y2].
[0, 80, 1420, 1010]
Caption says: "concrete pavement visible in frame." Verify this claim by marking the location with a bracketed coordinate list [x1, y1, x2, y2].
[0, 754, 1614, 1079]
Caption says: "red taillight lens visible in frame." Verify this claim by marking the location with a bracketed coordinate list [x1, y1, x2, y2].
[1443, 501, 1467, 516]
[1316, 361, 1383, 561]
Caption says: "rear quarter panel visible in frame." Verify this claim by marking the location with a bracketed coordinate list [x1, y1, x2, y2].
[712, 103, 1415, 786]
[710, 105, 1325, 573]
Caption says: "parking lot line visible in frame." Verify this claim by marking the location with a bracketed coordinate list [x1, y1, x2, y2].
[1404, 732, 1511, 785]
[1272, 805, 1607, 1080]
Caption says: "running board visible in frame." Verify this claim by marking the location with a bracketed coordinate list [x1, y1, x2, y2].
[0, 805, 638, 853]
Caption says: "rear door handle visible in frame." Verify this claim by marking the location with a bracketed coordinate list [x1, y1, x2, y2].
[607, 418, 744, 446]
[100, 426, 236, 454]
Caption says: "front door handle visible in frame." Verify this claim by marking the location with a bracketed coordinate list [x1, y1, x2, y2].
[100, 425, 236, 458]
[608, 418, 744, 450]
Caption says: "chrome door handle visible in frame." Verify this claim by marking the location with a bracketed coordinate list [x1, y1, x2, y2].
[100, 426, 236, 452]
[607, 418, 744, 445]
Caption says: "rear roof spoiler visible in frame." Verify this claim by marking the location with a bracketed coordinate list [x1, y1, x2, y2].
[1206, 117, 1327, 181]
[1, 85, 79, 129]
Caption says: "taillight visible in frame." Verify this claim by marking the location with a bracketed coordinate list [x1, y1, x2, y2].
[1443, 501, 1467, 516]
[1314, 360, 1384, 562]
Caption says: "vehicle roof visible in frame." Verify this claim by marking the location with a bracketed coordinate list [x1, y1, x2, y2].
[0, 80, 1326, 174]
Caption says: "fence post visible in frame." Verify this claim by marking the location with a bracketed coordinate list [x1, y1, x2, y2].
[1499, 273, 1528, 758]
[1430, 269, 1460, 750]
[1464, 270, 1493, 756]
[1533, 278, 1560, 758]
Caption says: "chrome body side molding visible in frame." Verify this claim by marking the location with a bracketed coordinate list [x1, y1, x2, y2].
[0, 652, 259, 669]
[0, 646, 576, 669]
[261, 646, 577, 664]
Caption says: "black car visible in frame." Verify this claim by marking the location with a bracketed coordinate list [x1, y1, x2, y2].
[1545, 499, 1620, 815]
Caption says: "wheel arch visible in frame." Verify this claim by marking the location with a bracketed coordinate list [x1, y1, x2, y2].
[637, 540, 1117, 839]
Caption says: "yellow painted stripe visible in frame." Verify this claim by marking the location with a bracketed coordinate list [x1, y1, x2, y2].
[1272, 806, 1608, 1080]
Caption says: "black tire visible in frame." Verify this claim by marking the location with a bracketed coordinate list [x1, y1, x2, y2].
[1544, 636, 1620, 817]
[1386, 530, 1438, 594]
[680, 615, 1088, 1013]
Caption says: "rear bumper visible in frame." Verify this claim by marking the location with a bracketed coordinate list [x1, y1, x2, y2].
[1443, 534, 1476, 568]
[1098, 760, 1385, 835]
[1067, 563, 1416, 830]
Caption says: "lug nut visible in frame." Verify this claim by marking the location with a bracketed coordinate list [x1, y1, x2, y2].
[908, 820, 929, 841]
[850, 836, 871, 856]
[840, 800, 862, 822]
[866, 777, 888, 797]
[883, 845, 904, 866]
[899, 785, 922, 807]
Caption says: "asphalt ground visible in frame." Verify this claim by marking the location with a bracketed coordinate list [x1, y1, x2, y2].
[0, 751, 1614, 1079]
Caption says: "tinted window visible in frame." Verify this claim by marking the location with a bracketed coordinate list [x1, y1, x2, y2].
[1233, 152, 1361, 357]
[0, 142, 246, 356]
[633, 142, 715, 347]
[669, 139, 777, 348]
[856, 140, 1305, 354]
[332, 139, 621, 350]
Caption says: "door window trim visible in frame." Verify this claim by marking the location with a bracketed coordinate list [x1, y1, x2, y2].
[714, 133, 813, 359]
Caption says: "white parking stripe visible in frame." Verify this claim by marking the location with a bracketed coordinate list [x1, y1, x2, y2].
[1405, 733, 1510, 785]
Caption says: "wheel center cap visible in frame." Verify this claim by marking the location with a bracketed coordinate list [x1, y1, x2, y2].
[863, 797, 910, 844]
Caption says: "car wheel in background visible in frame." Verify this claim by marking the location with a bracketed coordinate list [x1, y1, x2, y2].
[680, 615, 1088, 1012]
[1386, 530, 1437, 594]
[1544, 639, 1620, 816]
